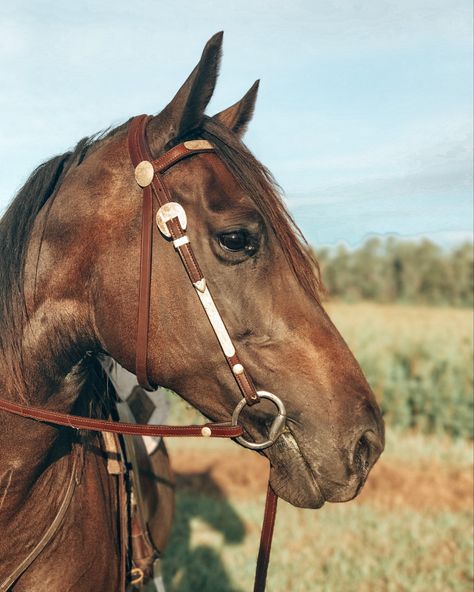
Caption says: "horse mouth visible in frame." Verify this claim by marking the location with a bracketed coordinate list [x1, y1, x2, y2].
[267, 427, 326, 509]
[268, 425, 376, 507]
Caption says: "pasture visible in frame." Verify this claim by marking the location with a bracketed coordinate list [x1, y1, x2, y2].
[326, 302, 473, 438]
[159, 302, 473, 591]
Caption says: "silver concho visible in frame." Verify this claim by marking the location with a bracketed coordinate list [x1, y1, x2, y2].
[156, 202, 188, 237]
[183, 139, 213, 150]
[134, 161, 155, 187]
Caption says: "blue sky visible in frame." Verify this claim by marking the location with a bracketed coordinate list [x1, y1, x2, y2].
[1, 1, 472, 248]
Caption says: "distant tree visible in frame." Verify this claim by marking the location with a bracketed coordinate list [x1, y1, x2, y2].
[314, 237, 473, 307]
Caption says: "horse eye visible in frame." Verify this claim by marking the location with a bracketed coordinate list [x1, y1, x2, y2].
[218, 230, 255, 253]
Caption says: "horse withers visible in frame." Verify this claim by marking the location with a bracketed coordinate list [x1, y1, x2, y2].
[0, 32, 383, 591]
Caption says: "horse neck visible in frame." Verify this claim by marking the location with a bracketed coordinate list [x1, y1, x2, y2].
[0, 313, 102, 507]
[0, 351, 121, 588]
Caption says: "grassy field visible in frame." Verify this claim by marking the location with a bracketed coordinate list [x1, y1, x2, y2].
[160, 431, 472, 592]
[158, 303, 473, 592]
[326, 302, 473, 437]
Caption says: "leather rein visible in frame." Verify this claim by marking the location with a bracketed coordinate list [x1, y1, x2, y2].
[0, 114, 287, 592]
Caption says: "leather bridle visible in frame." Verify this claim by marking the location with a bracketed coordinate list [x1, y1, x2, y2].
[0, 114, 287, 592]
[127, 114, 287, 449]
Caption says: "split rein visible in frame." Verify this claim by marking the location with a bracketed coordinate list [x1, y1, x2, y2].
[0, 115, 288, 592]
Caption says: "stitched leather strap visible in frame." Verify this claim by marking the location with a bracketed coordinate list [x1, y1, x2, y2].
[0, 398, 242, 438]
[153, 141, 215, 173]
[127, 115, 260, 405]
[128, 118, 218, 390]
[134, 115, 278, 587]
[0, 393, 276, 592]
[128, 115, 154, 390]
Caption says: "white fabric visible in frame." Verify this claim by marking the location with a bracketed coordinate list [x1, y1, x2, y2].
[101, 356, 170, 454]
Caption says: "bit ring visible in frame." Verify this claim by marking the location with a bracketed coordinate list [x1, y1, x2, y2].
[231, 391, 286, 450]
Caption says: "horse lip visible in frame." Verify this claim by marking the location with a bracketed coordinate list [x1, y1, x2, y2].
[282, 428, 369, 503]
[277, 427, 326, 504]
[239, 418, 325, 506]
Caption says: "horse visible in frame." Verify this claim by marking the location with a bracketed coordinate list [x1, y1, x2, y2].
[0, 31, 384, 591]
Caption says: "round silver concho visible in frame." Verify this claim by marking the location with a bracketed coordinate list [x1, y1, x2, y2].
[231, 391, 287, 451]
[134, 160, 155, 187]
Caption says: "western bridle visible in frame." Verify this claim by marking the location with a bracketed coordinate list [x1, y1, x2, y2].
[0, 114, 287, 591]
[127, 115, 287, 449]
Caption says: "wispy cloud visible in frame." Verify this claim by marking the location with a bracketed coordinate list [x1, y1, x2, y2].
[285, 117, 473, 207]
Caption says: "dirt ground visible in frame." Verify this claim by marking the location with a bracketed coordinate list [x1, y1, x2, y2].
[170, 448, 473, 513]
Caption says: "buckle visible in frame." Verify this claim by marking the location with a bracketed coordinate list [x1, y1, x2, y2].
[130, 567, 145, 586]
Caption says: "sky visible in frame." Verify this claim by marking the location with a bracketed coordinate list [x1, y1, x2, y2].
[1, 1, 472, 248]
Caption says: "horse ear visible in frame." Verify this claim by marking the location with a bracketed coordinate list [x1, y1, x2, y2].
[146, 31, 223, 156]
[213, 80, 259, 137]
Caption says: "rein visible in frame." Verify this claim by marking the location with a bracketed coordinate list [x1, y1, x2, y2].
[0, 115, 285, 592]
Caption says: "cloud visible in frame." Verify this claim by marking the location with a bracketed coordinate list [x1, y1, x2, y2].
[283, 116, 473, 206]
[1, 0, 471, 67]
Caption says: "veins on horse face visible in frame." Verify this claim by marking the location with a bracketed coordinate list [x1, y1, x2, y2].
[0, 468, 14, 511]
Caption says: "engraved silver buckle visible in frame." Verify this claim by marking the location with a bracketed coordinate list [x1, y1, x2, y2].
[231, 391, 286, 450]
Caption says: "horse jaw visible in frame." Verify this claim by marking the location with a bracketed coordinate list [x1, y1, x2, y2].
[266, 430, 326, 509]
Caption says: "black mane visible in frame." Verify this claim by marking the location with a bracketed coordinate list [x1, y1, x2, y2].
[0, 132, 111, 391]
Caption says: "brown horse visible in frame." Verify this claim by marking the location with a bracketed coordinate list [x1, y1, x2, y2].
[0, 32, 384, 591]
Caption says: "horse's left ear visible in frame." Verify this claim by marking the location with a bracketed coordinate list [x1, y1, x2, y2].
[146, 32, 223, 156]
[213, 80, 259, 137]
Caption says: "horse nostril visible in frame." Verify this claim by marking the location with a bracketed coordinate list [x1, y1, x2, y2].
[352, 430, 381, 475]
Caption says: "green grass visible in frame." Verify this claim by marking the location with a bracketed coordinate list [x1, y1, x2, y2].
[162, 496, 471, 592]
[160, 428, 473, 592]
[326, 303, 474, 438]
[157, 303, 473, 590]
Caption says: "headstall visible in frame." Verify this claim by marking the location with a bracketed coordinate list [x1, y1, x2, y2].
[0, 114, 288, 592]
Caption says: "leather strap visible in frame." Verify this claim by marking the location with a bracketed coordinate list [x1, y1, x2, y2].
[128, 115, 154, 390]
[128, 116, 218, 391]
[0, 446, 81, 592]
[126, 115, 277, 588]
[0, 397, 242, 439]
[254, 484, 278, 592]
[127, 116, 260, 405]
[153, 141, 215, 173]
[0, 395, 275, 592]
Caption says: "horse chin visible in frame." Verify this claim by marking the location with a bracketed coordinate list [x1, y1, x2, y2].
[267, 431, 326, 509]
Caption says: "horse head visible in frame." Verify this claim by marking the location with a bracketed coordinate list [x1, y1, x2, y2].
[26, 32, 384, 509]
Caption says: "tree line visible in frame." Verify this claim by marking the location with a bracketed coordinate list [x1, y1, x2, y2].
[314, 237, 473, 307]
